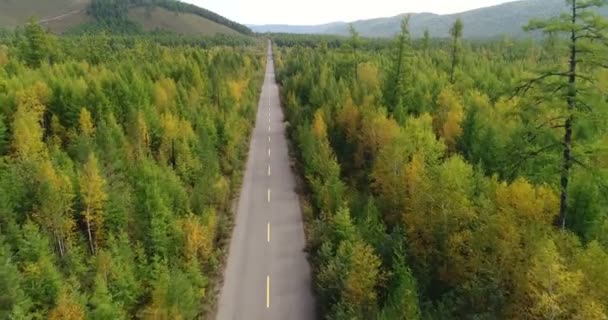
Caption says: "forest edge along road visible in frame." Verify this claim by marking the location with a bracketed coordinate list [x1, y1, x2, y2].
[215, 42, 315, 320]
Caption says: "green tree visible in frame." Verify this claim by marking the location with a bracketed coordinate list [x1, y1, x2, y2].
[348, 24, 361, 80]
[90, 274, 125, 320]
[20, 20, 55, 68]
[422, 28, 431, 52]
[449, 18, 464, 84]
[519, 0, 608, 229]
[0, 115, 7, 155]
[384, 16, 412, 121]
[0, 239, 31, 318]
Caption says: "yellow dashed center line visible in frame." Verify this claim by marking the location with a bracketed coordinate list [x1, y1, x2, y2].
[266, 276, 270, 308]
[267, 188, 271, 203]
[267, 223, 270, 242]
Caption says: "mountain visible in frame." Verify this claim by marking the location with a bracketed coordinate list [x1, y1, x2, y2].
[0, 0, 251, 36]
[250, 0, 608, 38]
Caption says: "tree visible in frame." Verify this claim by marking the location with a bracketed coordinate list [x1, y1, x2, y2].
[378, 248, 421, 320]
[0, 115, 7, 155]
[422, 28, 431, 52]
[11, 84, 49, 161]
[78, 108, 95, 138]
[384, 16, 412, 119]
[523, 239, 591, 320]
[36, 159, 75, 258]
[79, 153, 107, 254]
[0, 239, 31, 318]
[20, 20, 55, 68]
[348, 24, 361, 80]
[449, 18, 464, 84]
[48, 288, 85, 320]
[90, 274, 125, 320]
[518, 0, 608, 229]
[434, 87, 464, 153]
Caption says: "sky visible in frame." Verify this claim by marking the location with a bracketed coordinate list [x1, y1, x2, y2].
[182, 0, 517, 25]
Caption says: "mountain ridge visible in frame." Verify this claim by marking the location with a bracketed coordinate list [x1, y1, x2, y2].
[250, 0, 608, 38]
[0, 0, 251, 36]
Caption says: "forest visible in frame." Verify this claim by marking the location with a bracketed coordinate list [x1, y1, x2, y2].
[85, 0, 252, 35]
[274, 0, 608, 319]
[0, 22, 264, 318]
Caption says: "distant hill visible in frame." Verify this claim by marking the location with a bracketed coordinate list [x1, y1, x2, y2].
[0, 0, 251, 36]
[250, 0, 608, 39]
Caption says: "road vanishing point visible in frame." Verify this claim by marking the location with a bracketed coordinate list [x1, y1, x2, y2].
[216, 42, 316, 320]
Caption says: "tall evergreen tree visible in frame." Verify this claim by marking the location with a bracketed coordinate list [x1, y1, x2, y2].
[384, 16, 412, 121]
[449, 18, 464, 84]
[348, 24, 361, 80]
[519, 0, 608, 229]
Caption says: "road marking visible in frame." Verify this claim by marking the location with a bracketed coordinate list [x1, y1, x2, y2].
[268, 148, 271, 157]
[266, 276, 270, 308]
[269, 125, 271, 132]
[268, 165, 271, 177]
[267, 189, 271, 203]
[268, 136, 271, 143]
[267, 223, 270, 242]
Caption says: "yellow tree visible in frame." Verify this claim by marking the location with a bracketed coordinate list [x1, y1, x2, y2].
[312, 109, 328, 140]
[80, 153, 107, 254]
[180, 209, 217, 264]
[11, 84, 49, 161]
[133, 111, 150, 159]
[524, 239, 583, 319]
[343, 240, 383, 313]
[153, 78, 177, 114]
[434, 87, 464, 153]
[78, 108, 95, 137]
[355, 110, 400, 171]
[159, 113, 179, 167]
[48, 288, 85, 320]
[36, 159, 75, 257]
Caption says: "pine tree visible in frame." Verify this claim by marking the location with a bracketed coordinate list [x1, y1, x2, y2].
[348, 24, 361, 80]
[20, 20, 54, 68]
[449, 18, 464, 84]
[11, 85, 48, 161]
[0, 115, 7, 155]
[518, 0, 608, 229]
[384, 16, 412, 120]
[422, 28, 431, 52]
[79, 153, 107, 254]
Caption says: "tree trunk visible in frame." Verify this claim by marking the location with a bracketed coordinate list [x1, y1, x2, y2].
[56, 235, 64, 258]
[450, 37, 458, 84]
[558, 0, 577, 229]
[86, 219, 96, 254]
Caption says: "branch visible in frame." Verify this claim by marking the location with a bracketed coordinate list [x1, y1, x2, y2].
[513, 72, 569, 97]
[534, 116, 567, 131]
[507, 143, 561, 178]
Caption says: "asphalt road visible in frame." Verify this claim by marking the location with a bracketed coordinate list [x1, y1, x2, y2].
[216, 42, 315, 320]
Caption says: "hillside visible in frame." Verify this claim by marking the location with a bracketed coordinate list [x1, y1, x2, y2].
[0, 0, 250, 36]
[127, 6, 241, 36]
[251, 0, 608, 38]
[0, 0, 89, 28]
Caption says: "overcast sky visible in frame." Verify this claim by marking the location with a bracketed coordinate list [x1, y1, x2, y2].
[182, 0, 517, 25]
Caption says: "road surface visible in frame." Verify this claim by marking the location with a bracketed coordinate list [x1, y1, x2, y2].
[216, 42, 315, 320]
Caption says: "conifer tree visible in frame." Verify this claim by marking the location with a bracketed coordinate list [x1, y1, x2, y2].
[518, 0, 608, 229]
[80, 153, 107, 254]
[449, 18, 464, 84]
